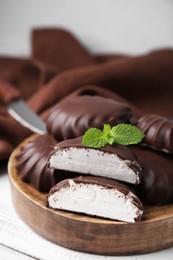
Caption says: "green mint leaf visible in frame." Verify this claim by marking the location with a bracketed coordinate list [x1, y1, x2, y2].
[103, 124, 114, 145]
[82, 123, 145, 149]
[103, 124, 111, 133]
[82, 128, 108, 148]
[111, 124, 145, 145]
[103, 124, 114, 144]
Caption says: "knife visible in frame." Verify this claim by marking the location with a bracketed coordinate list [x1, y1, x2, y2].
[0, 79, 47, 134]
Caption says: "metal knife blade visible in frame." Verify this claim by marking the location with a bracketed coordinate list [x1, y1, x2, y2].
[0, 79, 46, 134]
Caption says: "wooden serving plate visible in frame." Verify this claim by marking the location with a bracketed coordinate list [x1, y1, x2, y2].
[8, 136, 173, 255]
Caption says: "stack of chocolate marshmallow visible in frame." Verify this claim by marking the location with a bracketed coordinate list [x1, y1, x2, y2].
[16, 91, 173, 223]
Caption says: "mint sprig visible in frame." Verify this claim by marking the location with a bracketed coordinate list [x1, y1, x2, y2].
[82, 124, 145, 148]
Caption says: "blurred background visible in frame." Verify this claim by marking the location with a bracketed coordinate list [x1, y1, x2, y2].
[0, 0, 173, 57]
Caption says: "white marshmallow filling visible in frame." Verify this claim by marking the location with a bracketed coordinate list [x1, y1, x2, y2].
[48, 180, 143, 223]
[49, 147, 139, 184]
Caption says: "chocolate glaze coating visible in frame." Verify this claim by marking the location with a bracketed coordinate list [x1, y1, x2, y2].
[137, 114, 173, 154]
[48, 137, 142, 184]
[16, 134, 78, 192]
[130, 146, 173, 205]
[46, 95, 132, 141]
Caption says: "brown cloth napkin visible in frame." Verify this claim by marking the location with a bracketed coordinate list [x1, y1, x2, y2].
[0, 28, 173, 161]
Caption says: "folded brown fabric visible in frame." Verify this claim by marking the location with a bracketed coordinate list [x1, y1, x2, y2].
[0, 27, 173, 161]
[32, 28, 96, 70]
[28, 49, 173, 117]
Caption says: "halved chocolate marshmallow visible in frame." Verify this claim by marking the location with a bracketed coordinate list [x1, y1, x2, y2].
[47, 176, 143, 223]
[48, 137, 142, 184]
[16, 134, 79, 192]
